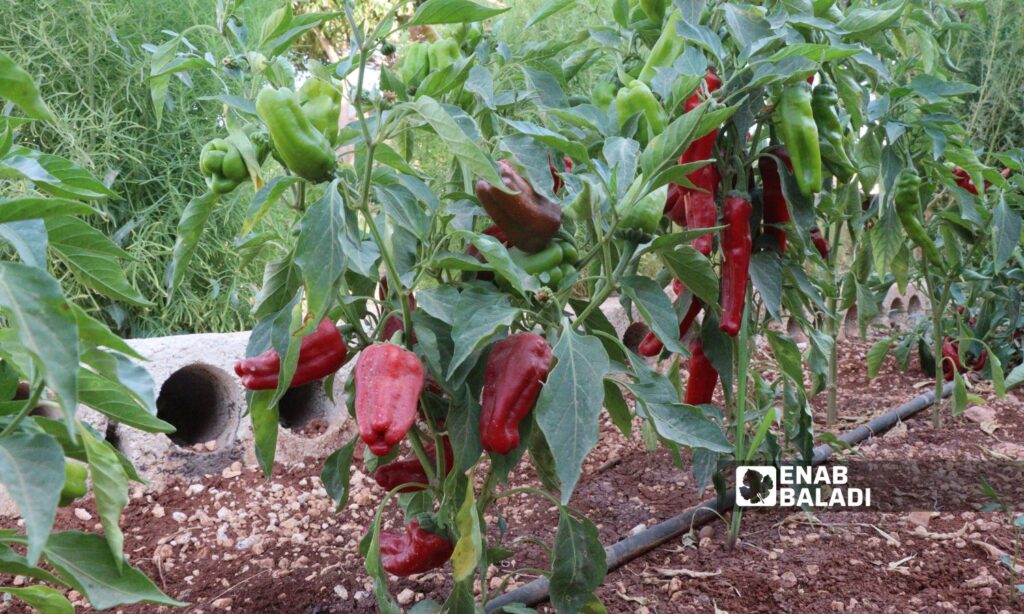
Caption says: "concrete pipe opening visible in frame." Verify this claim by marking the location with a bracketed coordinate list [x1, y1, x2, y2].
[156, 364, 240, 449]
[908, 295, 922, 315]
[888, 297, 905, 320]
[279, 381, 338, 435]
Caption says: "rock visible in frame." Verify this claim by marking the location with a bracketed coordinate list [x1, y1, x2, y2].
[152, 504, 165, 518]
[172, 511, 188, 523]
[397, 588, 416, 605]
[212, 597, 232, 609]
[74, 508, 92, 521]
[906, 511, 935, 528]
[780, 571, 797, 588]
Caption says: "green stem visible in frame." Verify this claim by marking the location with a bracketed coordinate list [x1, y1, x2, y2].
[825, 221, 843, 426]
[727, 293, 752, 549]
[0, 381, 44, 439]
[572, 240, 638, 328]
[407, 427, 437, 486]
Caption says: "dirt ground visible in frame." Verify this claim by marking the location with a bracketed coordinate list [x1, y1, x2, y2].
[2, 335, 1023, 614]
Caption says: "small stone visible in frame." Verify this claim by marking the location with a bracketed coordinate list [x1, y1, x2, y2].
[152, 505, 165, 518]
[698, 525, 714, 540]
[212, 597, 232, 609]
[780, 571, 797, 588]
[397, 589, 416, 605]
[187, 484, 205, 496]
[74, 508, 92, 521]
[172, 511, 188, 523]
[333, 585, 348, 600]
[964, 405, 995, 423]
[806, 564, 819, 576]
[204, 440, 218, 452]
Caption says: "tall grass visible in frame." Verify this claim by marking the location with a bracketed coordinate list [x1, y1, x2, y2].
[0, 0, 278, 337]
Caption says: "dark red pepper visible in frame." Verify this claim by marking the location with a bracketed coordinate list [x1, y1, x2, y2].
[684, 338, 719, 406]
[810, 226, 830, 259]
[719, 192, 753, 337]
[941, 340, 964, 382]
[234, 318, 348, 390]
[759, 147, 792, 253]
[379, 520, 453, 576]
[480, 333, 553, 454]
[674, 69, 723, 251]
[355, 343, 425, 456]
[373, 437, 454, 493]
[476, 160, 563, 253]
[548, 153, 573, 193]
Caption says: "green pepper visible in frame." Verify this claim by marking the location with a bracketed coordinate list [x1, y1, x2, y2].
[199, 138, 248, 194]
[399, 42, 430, 86]
[427, 39, 461, 72]
[298, 78, 341, 146]
[510, 242, 565, 275]
[592, 81, 617, 111]
[811, 84, 855, 181]
[894, 170, 942, 268]
[638, 11, 684, 84]
[776, 83, 822, 197]
[59, 462, 88, 507]
[256, 86, 337, 183]
[617, 184, 666, 234]
[616, 80, 667, 146]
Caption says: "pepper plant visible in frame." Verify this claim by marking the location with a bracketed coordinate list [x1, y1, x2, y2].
[0, 53, 181, 611]
[154, 0, 1023, 610]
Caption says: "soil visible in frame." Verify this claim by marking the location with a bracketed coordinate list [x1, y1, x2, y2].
[2, 335, 1023, 614]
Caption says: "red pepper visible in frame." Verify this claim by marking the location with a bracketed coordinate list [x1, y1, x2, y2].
[480, 333, 553, 454]
[548, 153, 573, 193]
[671, 279, 684, 295]
[941, 340, 964, 382]
[684, 338, 719, 405]
[476, 160, 563, 253]
[810, 226, 830, 259]
[381, 293, 417, 343]
[355, 343, 425, 456]
[758, 147, 792, 253]
[664, 183, 684, 215]
[373, 437, 454, 493]
[379, 520, 453, 576]
[234, 318, 348, 390]
[719, 193, 753, 337]
[675, 70, 723, 250]
[952, 167, 979, 195]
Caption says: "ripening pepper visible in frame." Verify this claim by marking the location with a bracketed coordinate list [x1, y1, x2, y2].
[256, 87, 337, 183]
[480, 333, 553, 454]
[951, 166, 1011, 194]
[427, 38, 461, 72]
[894, 170, 942, 268]
[475, 160, 563, 253]
[616, 80, 667, 145]
[638, 10, 683, 84]
[776, 83, 822, 197]
[637, 292, 703, 357]
[811, 84, 855, 181]
[682, 165, 720, 255]
[719, 193, 753, 337]
[235, 318, 348, 390]
[549, 152, 573, 193]
[664, 183, 684, 215]
[373, 438, 454, 493]
[399, 42, 430, 86]
[617, 185, 666, 234]
[758, 147, 792, 253]
[379, 520, 453, 576]
[684, 338, 719, 405]
[592, 81, 617, 111]
[59, 462, 88, 507]
[354, 344, 425, 456]
[298, 78, 341, 146]
[810, 226, 830, 259]
[941, 340, 963, 382]
[199, 138, 248, 194]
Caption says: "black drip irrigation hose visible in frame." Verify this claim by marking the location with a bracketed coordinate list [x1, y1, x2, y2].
[484, 382, 954, 613]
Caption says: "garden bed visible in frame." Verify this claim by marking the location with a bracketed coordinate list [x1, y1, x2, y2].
[2, 336, 1021, 613]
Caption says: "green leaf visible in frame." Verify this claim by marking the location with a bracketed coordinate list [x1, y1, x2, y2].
[620, 275, 686, 355]
[0, 544, 65, 586]
[1006, 363, 1024, 390]
[450, 480, 482, 581]
[78, 369, 173, 433]
[44, 531, 185, 609]
[526, 0, 577, 28]
[640, 102, 738, 179]
[658, 245, 719, 306]
[295, 181, 347, 318]
[991, 195, 1022, 273]
[446, 286, 518, 380]
[866, 338, 893, 378]
[952, 370, 967, 417]
[766, 331, 803, 387]
[0, 433, 63, 565]
[242, 175, 301, 235]
[0, 197, 95, 224]
[534, 329, 610, 504]
[1, 148, 116, 201]
[602, 379, 632, 437]
[46, 216, 151, 307]
[0, 50, 56, 122]
[249, 389, 280, 478]
[71, 304, 143, 359]
[1, 586, 73, 614]
[749, 252, 783, 320]
[406, 97, 508, 193]
[409, 0, 509, 26]
[81, 426, 129, 567]
[0, 262, 79, 425]
[838, 0, 907, 36]
[500, 118, 589, 162]
[321, 435, 358, 511]
[166, 191, 219, 294]
[550, 508, 607, 614]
